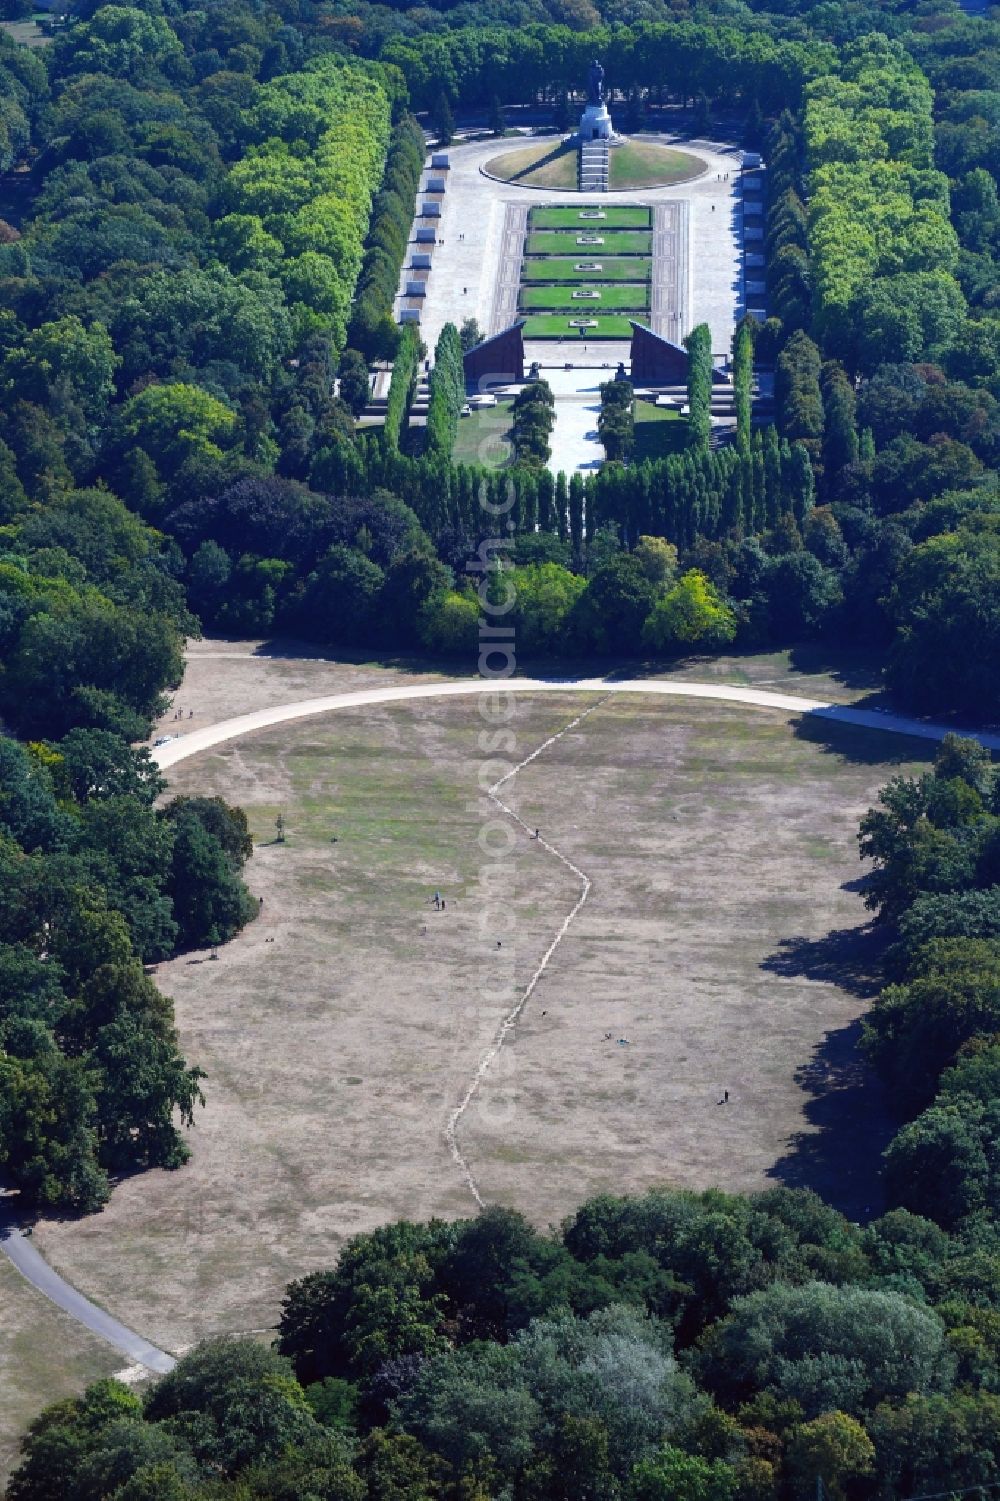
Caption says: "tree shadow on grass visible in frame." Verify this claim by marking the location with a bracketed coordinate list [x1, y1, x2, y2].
[791, 712, 938, 769]
[788, 642, 888, 694]
[762, 920, 888, 1000]
[762, 922, 896, 1221]
[244, 639, 477, 677]
[765, 1019, 897, 1223]
[503, 140, 576, 184]
[244, 640, 678, 684]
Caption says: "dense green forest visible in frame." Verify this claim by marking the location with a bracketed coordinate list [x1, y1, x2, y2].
[0, 0, 997, 711]
[1, 0, 1000, 1489]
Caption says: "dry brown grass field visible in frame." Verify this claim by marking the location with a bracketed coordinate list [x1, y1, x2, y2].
[28, 657, 931, 1379]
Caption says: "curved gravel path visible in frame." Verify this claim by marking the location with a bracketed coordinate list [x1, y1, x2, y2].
[4, 672, 996, 1372]
[153, 675, 1000, 771]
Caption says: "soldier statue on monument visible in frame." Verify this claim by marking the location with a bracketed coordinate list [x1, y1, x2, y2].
[580, 57, 613, 140]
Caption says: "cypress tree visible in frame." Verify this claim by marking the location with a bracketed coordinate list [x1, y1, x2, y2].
[763, 425, 782, 528]
[821, 359, 859, 486]
[569, 473, 585, 562]
[751, 432, 766, 534]
[724, 456, 744, 534]
[537, 469, 555, 533]
[426, 323, 465, 458]
[520, 470, 538, 533]
[431, 90, 454, 145]
[733, 319, 754, 453]
[684, 323, 713, 452]
[584, 474, 598, 547]
[383, 324, 420, 451]
[784, 442, 816, 524]
[776, 329, 823, 468]
[555, 472, 569, 540]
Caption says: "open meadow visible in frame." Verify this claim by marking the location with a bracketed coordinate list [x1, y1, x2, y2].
[27, 657, 931, 1372]
[609, 140, 705, 189]
[451, 399, 514, 466]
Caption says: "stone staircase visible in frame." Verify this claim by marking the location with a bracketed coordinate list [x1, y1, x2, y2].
[579, 137, 609, 192]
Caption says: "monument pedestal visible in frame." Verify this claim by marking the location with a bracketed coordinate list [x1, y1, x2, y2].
[579, 103, 613, 140]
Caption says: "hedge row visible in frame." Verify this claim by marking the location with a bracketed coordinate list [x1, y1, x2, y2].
[733, 321, 753, 451]
[347, 114, 426, 362]
[425, 322, 464, 457]
[765, 113, 810, 335]
[319, 425, 814, 552]
[685, 323, 712, 451]
[384, 323, 420, 449]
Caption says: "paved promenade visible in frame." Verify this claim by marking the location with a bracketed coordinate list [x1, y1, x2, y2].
[412, 131, 743, 363]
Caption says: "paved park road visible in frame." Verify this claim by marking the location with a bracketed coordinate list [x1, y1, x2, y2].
[0, 1225, 176, 1373]
[4, 672, 998, 1373]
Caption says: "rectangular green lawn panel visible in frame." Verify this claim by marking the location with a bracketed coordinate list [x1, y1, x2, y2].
[522, 314, 635, 339]
[529, 205, 652, 230]
[451, 400, 513, 469]
[634, 399, 689, 459]
[520, 284, 649, 311]
[526, 230, 653, 256]
[521, 257, 651, 283]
